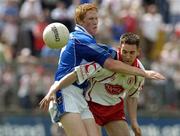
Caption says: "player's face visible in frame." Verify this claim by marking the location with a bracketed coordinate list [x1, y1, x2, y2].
[120, 44, 139, 65]
[81, 10, 98, 36]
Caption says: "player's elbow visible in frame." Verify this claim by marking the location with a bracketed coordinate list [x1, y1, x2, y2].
[103, 58, 116, 71]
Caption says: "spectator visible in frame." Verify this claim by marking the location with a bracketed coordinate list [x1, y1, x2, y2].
[19, 0, 43, 54]
[140, 4, 163, 61]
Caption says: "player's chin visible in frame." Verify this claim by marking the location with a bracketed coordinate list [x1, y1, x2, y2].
[91, 31, 97, 36]
[93, 27, 97, 32]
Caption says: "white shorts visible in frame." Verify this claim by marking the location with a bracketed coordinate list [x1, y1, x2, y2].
[49, 85, 93, 123]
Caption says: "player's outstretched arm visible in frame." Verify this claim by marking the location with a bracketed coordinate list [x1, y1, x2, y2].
[103, 58, 165, 80]
[39, 62, 101, 111]
[144, 70, 165, 80]
[39, 71, 77, 111]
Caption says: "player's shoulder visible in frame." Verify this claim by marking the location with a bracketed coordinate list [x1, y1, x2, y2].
[98, 43, 117, 58]
[71, 31, 95, 44]
[137, 59, 145, 70]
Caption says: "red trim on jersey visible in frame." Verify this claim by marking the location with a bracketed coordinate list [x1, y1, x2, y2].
[87, 99, 126, 126]
[85, 62, 97, 73]
[134, 74, 137, 84]
[129, 81, 141, 96]
[87, 80, 97, 101]
[117, 48, 121, 61]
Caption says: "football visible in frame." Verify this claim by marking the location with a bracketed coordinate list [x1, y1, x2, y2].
[43, 22, 69, 49]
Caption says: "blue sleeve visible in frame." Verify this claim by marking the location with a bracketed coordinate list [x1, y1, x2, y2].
[74, 36, 112, 66]
[97, 43, 117, 59]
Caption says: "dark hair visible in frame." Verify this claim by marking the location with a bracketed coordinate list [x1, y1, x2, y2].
[120, 33, 140, 48]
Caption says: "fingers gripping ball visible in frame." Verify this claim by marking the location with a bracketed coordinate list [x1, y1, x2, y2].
[43, 23, 69, 49]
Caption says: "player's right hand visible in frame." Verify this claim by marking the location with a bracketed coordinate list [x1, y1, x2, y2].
[39, 92, 54, 111]
[144, 70, 166, 80]
[132, 125, 142, 136]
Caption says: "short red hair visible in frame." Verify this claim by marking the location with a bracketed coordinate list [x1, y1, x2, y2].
[75, 3, 98, 24]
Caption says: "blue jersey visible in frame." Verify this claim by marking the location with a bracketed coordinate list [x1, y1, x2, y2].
[54, 25, 116, 88]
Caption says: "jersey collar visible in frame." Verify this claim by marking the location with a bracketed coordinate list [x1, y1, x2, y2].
[75, 24, 94, 38]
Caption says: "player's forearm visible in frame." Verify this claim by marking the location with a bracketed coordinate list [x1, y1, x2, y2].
[58, 71, 77, 89]
[48, 71, 77, 95]
[104, 58, 146, 77]
[126, 97, 138, 125]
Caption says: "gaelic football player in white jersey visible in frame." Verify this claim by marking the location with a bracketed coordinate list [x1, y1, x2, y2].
[85, 33, 144, 136]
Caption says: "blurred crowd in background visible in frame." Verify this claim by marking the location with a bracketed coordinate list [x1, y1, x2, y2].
[0, 0, 180, 118]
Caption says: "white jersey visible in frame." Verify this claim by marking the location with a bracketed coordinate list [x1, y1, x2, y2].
[85, 59, 145, 106]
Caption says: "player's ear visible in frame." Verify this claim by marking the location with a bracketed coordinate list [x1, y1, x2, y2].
[78, 19, 84, 26]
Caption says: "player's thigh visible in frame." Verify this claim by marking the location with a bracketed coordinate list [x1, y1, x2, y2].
[104, 120, 130, 136]
[83, 119, 101, 136]
[60, 113, 88, 136]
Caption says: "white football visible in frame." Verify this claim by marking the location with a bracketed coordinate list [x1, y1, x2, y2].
[43, 23, 69, 49]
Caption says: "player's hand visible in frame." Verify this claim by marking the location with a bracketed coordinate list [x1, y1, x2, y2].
[39, 92, 54, 111]
[144, 70, 165, 80]
[132, 124, 142, 136]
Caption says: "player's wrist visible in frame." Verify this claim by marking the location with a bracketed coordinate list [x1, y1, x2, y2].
[131, 119, 138, 126]
[131, 67, 146, 77]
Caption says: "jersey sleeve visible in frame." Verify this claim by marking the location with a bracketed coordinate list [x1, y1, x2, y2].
[97, 43, 117, 59]
[75, 62, 102, 84]
[74, 36, 112, 67]
[127, 76, 144, 98]
[127, 60, 145, 98]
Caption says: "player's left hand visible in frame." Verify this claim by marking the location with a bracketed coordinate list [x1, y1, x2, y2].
[132, 124, 142, 136]
[145, 70, 166, 80]
[39, 92, 54, 111]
